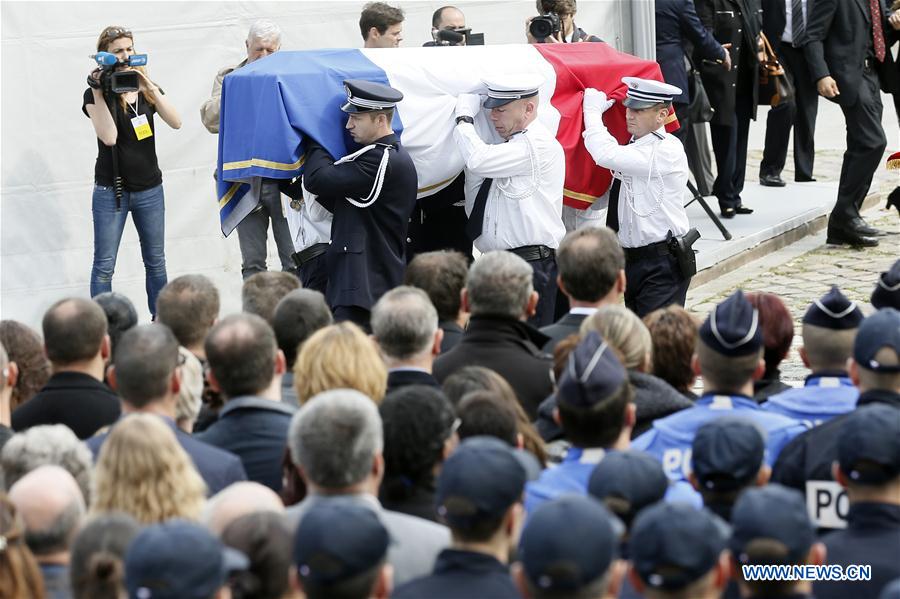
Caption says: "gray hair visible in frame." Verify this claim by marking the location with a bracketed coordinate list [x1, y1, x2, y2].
[287, 389, 383, 489]
[247, 19, 282, 45]
[26, 498, 85, 556]
[466, 251, 534, 319]
[1, 425, 94, 503]
[371, 286, 438, 360]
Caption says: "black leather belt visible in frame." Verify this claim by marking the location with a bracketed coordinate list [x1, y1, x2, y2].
[508, 245, 555, 262]
[623, 239, 672, 262]
[291, 242, 329, 269]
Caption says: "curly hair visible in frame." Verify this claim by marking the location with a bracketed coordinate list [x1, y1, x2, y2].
[643, 305, 699, 393]
[293, 322, 387, 404]
[0, 321, 51, 411]
[0, 493, 45, 599]
[1, 425, 94, 504]
[92, 414, 206, 524]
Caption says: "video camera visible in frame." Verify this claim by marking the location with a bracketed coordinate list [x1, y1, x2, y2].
[88, 51, 148, 94]
[530, 12, 561, 41]
[433, 27, 485, 46]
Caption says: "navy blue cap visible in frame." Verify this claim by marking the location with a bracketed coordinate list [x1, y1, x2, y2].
[125, 520, 249, 599]
[294, 500, 390, 587]
[729, 485, 815, 565]
[692, 417, 766, 492]
[630, 503, 726, 590]
[556, 331, 628, 409]
[871, 259, 900, 310]
[435, 436, 527, 530]
[838, 404, 900, 485]
[341, 79, 403, 113]
[587, 450, 668, 524]
[700, 290, 763, 356]
[854, 308, 900, 373]
[519, 495, 619, 593]
[803, 286, 863, 330]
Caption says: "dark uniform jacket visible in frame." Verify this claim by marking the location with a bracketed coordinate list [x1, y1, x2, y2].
[656, 0, 726, 104]
[392, 549, 521, 599]
[439, 320, 465, 354]
[303, 134, 418, 311]
[12, 372, 121, 440]
[803, 0, 899, 108]
[433, 315, 553, 419]
[695, 0, 763, 124]
[386, 369, 441, 395]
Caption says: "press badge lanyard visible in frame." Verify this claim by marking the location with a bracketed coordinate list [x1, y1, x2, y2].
[128, 95, 152, 141]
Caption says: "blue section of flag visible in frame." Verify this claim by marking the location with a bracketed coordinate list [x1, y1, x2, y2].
[215, 49, 404, 236]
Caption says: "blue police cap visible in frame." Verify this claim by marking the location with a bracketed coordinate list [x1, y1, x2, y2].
[630, 503, 726, 591]
[435, 436, 527, 530]
[587, 450, 668, 525]
[838, 404, 900, 485]
[125, 520, 249, 599]
[519, 495, 619, 593]
[556, 331, 628, 409]
[341, 79, 403, 113]
[691, 417, 766, 492]
[872, 259, 900, 310]
[854, 308, 900, 373]
[729, 485, 815, 565]
[699, 290, 763, 356]
[803, 286, 863, 330]
[293, 500, 390, 587]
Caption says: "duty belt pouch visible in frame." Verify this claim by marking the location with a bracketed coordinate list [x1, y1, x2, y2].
[668, 228, 700, 279]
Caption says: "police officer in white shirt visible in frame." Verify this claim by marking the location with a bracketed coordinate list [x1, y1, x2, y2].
[582, 77, 695, 318]
[279, 178, 333, 294]
[453, 76, 567, 326]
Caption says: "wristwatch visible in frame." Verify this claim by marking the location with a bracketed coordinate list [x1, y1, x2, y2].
[455, 115, 475, 125]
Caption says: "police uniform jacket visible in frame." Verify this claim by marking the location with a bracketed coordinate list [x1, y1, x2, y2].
[761, 372, 858, 429]
[656, 0, 727, 104]
[524, 447, 607, 514]
[392, 549, 521, 599]
[631, 393, 806, 483]
[303, 135, 418, 310]
[694, 0, 763, 125]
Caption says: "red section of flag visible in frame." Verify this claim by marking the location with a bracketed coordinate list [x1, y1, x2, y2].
[535, 44, 678, 210]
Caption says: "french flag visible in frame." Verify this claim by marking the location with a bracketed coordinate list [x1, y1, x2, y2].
[217, 43, 675, 236]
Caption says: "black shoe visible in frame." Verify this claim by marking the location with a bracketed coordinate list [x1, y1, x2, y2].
[887, 187, 900, 217]
[847, 217, 882, 237]
[795, 176, 817, 183]
[826, 226, 879, 247]
[721, 207, 736, 219]
[760, 174, 787, 187]
[735, 205, 754, 215]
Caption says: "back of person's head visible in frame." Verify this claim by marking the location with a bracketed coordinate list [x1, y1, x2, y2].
[359, 1, 405, 39]
[0, 493, 45, 598]
[800, 286, 862, 372]
[272, 289, 333, 370]
[288, 389, 384, 490]
[745, 292, 794, 377]
[697, 290, 764, 394]
[294, 322, 387, 404]
[465, 251, 535, 319]
[380, 385, 457, 504]
[8, 464, 86, 557]
[155, 274, 220, 349]
[581, 305, 652, 371]
[587, 450, 668, 529]
[222, 511, 293, 599]
[556, 332, 634, 448]
[457, 391, 518, 447]
[1, 424, 94, 504]
[201, 481, 285, 537]
[93, 292, 138, 356]
[112, 324, 179, 408]
[835, 403, 900, 501]
[205, 313, 278, 399]
[41, 297, 108, 365]
[0, 320, 51, 411]
[404, 251, 469, 323]
[93, 414, 206, 524]
[242, 271, 300, 324]
[70, 512, 141, 599]
[556, 226, 624, 303]
[643, 306, 699, 394]
[851, 308, 900, 392]
[175, 347, 204, 432]
[371, 286, 439, 362]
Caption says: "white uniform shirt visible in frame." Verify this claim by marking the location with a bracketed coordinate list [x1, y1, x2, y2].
[583, 123, 690, 248]
[281, 177, 332, 252]
[454, 120, 566, 252]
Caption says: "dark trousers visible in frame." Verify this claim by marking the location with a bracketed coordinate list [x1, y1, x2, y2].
[299, 253, 328, 295]
[407, 202, 474, 262]
[710, 92, 753, 210]
[672, 103, 691, 144]
[624, 253, 689, 318]
[831, 68, 886, 222]
[760, 44, 818, 181]
[526, 255, 559, 328]
[333, 305, 371, 333]
[236, 180, 298, 279]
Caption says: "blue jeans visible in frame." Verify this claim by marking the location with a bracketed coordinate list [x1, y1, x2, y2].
[90, 183, 168, 316]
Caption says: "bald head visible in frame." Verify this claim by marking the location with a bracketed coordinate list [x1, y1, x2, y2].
[9, 464, 85, 557]
[201, 481, 285, 536]
[42, 297, 108, 366]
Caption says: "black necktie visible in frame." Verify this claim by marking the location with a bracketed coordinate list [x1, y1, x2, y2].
[606, 179, 621, 232]
[465, 177, 493, 241]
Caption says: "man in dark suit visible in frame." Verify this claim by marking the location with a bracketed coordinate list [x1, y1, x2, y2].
[303, 80, 418, 329]
[759, 0, 819, 186]
[404, 251, 470, 354]
[540, 227, 625, 353]
[805, 0, 897, 246]
[371, 286, 443, 393]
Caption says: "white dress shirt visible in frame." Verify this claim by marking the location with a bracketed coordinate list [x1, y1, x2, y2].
[782, 0, 807, 45]
[583, 123, 690, 249]
[281, 176, 332, 252]
[453, 119, 566, 252]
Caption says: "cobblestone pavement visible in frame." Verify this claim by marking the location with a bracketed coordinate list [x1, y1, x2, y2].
[687, 151, 899, 386]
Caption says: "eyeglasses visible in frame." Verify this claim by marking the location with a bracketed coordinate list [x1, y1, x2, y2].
[105, 27, 132, 40]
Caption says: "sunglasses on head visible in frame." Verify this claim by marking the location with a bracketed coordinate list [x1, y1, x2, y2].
[105, 27, 132, 40]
